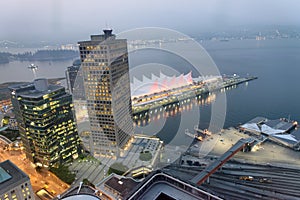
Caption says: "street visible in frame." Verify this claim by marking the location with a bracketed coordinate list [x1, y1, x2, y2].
[0, 141, 69, 200]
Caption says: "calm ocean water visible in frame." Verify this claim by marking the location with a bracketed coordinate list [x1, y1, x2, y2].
[133, 39, 300, 143]
[1, 39, 299, 144]
[204, 39, 300, 127]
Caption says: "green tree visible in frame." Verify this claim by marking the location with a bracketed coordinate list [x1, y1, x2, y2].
[50, 165, 75, 184]
[108, 162, 129, 175]
[139, 151, 152, 161]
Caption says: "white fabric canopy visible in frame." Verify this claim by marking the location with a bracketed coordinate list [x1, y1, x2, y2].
[261, 124, 285, 135]
[241, 123, 261, 133]
[273, 134, 298, 142]
[131, 72, 221, 97]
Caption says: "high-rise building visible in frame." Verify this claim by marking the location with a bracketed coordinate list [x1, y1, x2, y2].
[78, 29, 133, 157]
[9, 79, 82, 167]
[65, 59, 82, 95]
[0, 160, 35, 200]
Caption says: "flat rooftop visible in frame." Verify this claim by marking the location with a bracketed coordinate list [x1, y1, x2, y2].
[127, 172, 222, 200]
[104, 176, 139, 198]
[15, 84, 63, 98]
[56, 185, 101, 200]
[265, 119, 295, 131]
[61, 194, 100, 200]
[291, 129, 300, 141]
[0, 160, 30, 195]
[138, 182, 201, 200]
[242, 117, 297, 134]
[9, 79, 66, 99]
[0, 166, 12, 184]
[247, 116, 267, 124]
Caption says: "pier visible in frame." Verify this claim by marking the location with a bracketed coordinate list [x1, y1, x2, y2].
[185, 129, 203, 141]
[194, 125, 212, 136]
[132, 76, 257, 116]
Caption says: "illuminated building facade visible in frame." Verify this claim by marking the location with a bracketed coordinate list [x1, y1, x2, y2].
[78, 29, 133, 157]
[9, 79, 82, 167]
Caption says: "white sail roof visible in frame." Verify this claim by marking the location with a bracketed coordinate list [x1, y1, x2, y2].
[130, 72, 222, 97]
[241, 123, 261, 132]
[261, 124, 285, 135]
[272, 134, 298, 142]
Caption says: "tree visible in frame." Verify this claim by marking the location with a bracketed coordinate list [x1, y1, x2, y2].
[82, 178, 95, 188]
[139, 151, 152, 161]
[108, 162, 128, 175]
[50, 165, 75, 184]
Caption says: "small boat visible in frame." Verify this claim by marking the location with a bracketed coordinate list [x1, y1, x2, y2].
[28, 63, 38, 69]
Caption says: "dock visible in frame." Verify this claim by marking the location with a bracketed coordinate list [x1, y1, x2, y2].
[185, 129, 202, 141]
[132, 76, 257, 116]
[194, 125, 212, 136]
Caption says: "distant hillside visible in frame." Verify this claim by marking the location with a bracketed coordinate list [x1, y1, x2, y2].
[0, 49, 79, 64]
[0, 52, 11, 64]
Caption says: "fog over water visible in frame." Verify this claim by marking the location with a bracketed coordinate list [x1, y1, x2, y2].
[0, 0, 299, 43]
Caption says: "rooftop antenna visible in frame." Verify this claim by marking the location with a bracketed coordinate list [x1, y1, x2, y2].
[105, 21, 112, 30]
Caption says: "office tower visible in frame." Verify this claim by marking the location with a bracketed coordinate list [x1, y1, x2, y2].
[78, 29, 133, 157]
[65, 59, 82, 95]
[0, 160, 34, 200]
[9, 79, 82, 167]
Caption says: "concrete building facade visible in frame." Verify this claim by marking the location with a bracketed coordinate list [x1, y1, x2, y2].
[0, 160, 34, 200]
[78, 29, 133, 157]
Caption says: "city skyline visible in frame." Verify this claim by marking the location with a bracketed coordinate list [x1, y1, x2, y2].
[0, 1, 300, 199]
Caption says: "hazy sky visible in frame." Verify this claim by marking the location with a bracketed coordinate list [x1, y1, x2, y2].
[0, 0, 299, 43]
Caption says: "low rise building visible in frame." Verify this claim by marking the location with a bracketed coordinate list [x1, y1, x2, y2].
[0, 160, 34, 200]
[240, 117, 300, 150]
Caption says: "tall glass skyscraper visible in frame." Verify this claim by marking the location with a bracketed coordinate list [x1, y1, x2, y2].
[9, 79, 82, 167]
[78, 29, 133, 157]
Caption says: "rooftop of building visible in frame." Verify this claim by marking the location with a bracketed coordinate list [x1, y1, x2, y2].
[264, 119, 295, 131]
[95, 173, 140, 199]
[8, 82, 34, 91]
[18, 85, 63, 98]
[72, 59, 81, 67]
[241, 117, 300, 148]
[104, 174, 139, 198]
[78, 29, 127, 45]
[0, 160, 30, 195]
[67, 65, 80, 71]
[291, 128, 300, 140]
[270, 127, 300, 146]
[9, 79, 65, 99]
[125, 171, 222, 200]
[241, 117, 297, 134]
[247, 116, 267, 124]
[137, 182, 200, 200]
[55, 184, 101, 200]
[61, 194, 100, 200]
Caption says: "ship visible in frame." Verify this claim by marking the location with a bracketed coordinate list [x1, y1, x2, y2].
[28, 63, 38, 70]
